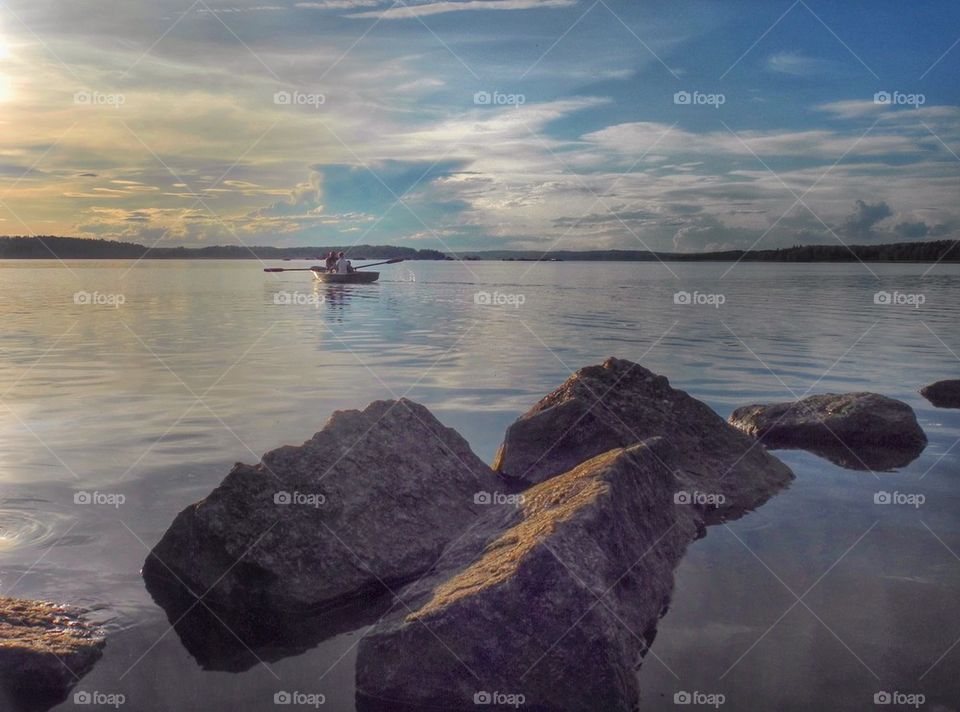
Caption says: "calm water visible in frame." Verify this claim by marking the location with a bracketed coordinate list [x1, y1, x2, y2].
[1, 259, 958, 711]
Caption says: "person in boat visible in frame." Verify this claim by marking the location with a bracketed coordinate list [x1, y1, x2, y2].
[324, 251, 337, 272]
[335, 251, 352, 274]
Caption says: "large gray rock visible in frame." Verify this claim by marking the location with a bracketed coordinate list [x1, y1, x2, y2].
[356, 439, 695, 712]
[0, 597, 105, 712]
[729, 393, 927, 463]
[921, 380, 960, 409]
[493, 357, 793, 521]
[143, 399, 502, 615]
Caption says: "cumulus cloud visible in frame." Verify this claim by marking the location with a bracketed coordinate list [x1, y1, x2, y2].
[841, 199, 892, 240]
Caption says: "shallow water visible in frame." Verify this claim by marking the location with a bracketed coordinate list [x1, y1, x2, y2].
[0, 259, 957, 711]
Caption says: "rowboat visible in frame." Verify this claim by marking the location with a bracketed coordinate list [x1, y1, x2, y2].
[312, 270, 379, 284]
[263, 257, 401, 282]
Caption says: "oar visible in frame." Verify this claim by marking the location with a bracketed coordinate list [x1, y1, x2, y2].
[355, 257, 404, 269]
[263, 257, 403, 273]
[263, 266, 323, 272]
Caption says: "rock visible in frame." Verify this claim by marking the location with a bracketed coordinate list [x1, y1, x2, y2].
[356, 439, 695, 712]
[143, 399, 502, 617]
[0, 597, 105, 712]
[729, 393, 927, 469]
[493, 357, 793, 521]
[920, 380, 960, 408]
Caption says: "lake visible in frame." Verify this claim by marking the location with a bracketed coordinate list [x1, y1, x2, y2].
[1, 259, 958, 711]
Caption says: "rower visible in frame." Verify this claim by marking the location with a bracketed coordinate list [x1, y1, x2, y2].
[336, 251, 352, 274]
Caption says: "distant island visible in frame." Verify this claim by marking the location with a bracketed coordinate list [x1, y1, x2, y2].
[1, 235, 958, 263]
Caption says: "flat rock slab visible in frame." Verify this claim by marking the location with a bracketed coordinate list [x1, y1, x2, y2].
[0, 597, 105, 712]
[144, 399, 502, 617]
[356, 439, 695, 712]
[920, 380, 960, 409]
[729, 393, 927, 469]
[493, 357, 793, 521]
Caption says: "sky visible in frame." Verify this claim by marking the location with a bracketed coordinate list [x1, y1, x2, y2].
[0, 0, 958, 253]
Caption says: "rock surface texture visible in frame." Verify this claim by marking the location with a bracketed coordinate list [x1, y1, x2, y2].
[356, 439, 695, 712]
[0, 597, 105, 712]
[493, 357, 793, 521]
[920, 380, 960, 409]
[144, 399, 502, 614]
[729, 392, 926, 453]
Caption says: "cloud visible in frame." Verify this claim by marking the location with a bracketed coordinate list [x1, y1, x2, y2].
[344, 0, 577, 20]
[765, 51, 829, 76]
[841, 199, 892, 239]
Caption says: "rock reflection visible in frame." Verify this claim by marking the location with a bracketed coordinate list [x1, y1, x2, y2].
[143, 572, 393, 672]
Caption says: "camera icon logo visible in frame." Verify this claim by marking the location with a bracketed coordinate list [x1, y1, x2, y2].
[474, 491, 492, 505]
[873, 291, 891, 305]
[874, 491, 892, 505]
[74, 691, 92, 704]
[74, 491, 92, 505]
[473, 690, 492, 704]
[74, 291, 92, 305]
[473, 91, 491, 105]
[673, 291, 691, 305]
[274, 491, 292, 505]
[673, 491, 692, 505]
[473, 291, 492, 305]
[674, 690, 692, 704]
[873, 91, 892, 105]
[274, 91, 292, 105]
[274, 690, 292, 704]
[73, 91, 92, 105]
[273, 291, 293, 305]
[673, 91, 691, 105]
[874, 690, 892, 704]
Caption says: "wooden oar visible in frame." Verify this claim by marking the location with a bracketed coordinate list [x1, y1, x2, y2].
[263, 257, 403, 273]
[263, 266, 323, 272]
[354, 258, 404, 269]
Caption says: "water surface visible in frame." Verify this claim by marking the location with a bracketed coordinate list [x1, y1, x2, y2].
[0, 259, 957, 711]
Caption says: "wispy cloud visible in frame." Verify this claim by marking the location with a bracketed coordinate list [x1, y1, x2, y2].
[343, 0, 577, 20]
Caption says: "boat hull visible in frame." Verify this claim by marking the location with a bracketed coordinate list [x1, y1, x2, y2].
[312, 271, 379, 284]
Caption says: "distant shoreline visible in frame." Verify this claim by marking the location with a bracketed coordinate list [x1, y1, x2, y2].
[1, 235, 958, 263]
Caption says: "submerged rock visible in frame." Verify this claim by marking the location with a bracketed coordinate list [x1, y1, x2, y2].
[729, 392, 927, 470]
[356, 439, 695, 712]
[143, 399, 502, 617]
[0, 597, 105, 712]
[493, 357, 793, 521]
[920, 380, 960, 409]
